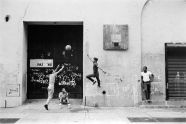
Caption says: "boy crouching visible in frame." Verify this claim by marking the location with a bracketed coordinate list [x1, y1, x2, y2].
[59, 88, 70, 107]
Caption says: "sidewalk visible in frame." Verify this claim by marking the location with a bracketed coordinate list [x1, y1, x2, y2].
[0, 99, 186, 124]
[139, 100, 186, 108]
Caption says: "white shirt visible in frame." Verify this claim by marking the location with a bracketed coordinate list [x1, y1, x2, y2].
[141, 71, 152, 82]
[48, 73, 57, 89]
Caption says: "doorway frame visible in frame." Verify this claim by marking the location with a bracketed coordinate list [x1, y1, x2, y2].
[23, 21, 84, 100]
[165, 43, 168, 100]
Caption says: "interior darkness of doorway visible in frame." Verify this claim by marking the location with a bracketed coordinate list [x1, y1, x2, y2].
[27, 24, 83, 99]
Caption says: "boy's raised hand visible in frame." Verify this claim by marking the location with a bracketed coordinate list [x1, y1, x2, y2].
[61, 65, 65, 69]
[103, 70, 107, 74]
[87, 54, 93, 62]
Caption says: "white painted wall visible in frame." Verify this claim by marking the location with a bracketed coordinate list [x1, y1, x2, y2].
[0, 0, 29, 107]
[81, 0, 145, 106]
[142, 0, 186, 101]
[0, 0, 146, 107]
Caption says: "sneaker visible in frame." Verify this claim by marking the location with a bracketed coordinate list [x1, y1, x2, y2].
[93, 81, 96, 85]
[44, 104, 48, 110]
[147, 100, 152, 104]
[67, 104, 71, 109]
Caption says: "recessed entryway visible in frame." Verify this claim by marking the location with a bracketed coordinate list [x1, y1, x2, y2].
[25, 22, 83, 100]
[165, 43, 186, 100]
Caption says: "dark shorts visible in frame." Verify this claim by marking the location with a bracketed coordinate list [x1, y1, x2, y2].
[60, 98, 68, 104]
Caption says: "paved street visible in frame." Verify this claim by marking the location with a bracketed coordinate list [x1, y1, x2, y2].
[0, 99, 186, 124]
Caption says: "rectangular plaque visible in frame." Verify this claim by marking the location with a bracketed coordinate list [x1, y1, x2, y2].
[6, 84, 20, 97]
[30, 59, 53, 68]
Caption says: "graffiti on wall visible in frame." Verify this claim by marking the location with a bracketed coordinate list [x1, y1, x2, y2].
[150, 81, 164, 95]
[29, 69, 51, 84]
[29, 63, 82, 87]
[57, 64, 82, 87]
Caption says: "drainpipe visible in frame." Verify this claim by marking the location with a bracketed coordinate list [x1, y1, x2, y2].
[5, 100, 7, 108]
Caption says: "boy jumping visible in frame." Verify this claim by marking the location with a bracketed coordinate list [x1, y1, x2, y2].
[86, 56, 101, 87]
[44, 65, 64, 110]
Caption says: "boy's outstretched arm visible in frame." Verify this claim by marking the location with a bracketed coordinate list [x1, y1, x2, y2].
[87, 54, 93, 62]
[97, 66, 106, 74]
[56, 65, 65, 75]
[54, 64, 60, 72]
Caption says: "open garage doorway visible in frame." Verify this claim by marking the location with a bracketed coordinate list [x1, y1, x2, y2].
[26, 22, 83, 100]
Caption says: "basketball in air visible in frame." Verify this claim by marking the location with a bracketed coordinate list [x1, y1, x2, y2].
[65, 45, 71, 51]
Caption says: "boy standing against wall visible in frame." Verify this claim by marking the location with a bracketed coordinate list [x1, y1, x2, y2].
[141, 66, 154, 103]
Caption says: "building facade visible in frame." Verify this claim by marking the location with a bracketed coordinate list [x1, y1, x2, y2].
[0, 0, 186, 107]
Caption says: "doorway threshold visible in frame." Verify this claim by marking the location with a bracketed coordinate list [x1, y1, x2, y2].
[25, 99, 83, 105]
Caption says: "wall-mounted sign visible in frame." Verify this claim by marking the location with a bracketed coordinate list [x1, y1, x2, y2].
[103, 24, 128, 50]
[30, 59, 53, 68]
[6, 84, 20, 97]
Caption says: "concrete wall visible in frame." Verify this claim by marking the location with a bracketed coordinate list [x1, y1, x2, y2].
[0, 0, 146, 107]
[0, 0, 29, 107]
[83, 0, 145, 106]
[142, 0, 186, 102]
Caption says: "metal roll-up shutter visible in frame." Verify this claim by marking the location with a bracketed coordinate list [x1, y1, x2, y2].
[166, 43, 186, 100]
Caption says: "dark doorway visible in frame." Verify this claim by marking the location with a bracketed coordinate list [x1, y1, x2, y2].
[165, 43, 186, 100]
[27, 23, 83, 99]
